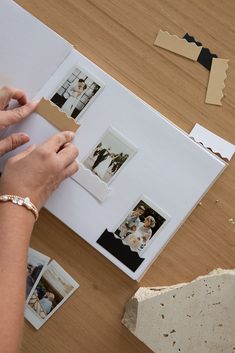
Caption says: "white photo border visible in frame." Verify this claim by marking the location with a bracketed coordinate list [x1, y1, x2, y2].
[110, 194, 171, 256]
[81, 126, 138, 186]
[48, 64, 105, 123]
[26, 248, 50, 305]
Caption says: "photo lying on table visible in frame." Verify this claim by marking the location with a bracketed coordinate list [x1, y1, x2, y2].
[82, 128, 137, 184]
[25, 260, 79, 330]
[113, 196, 170, 256]
[49, 65, 103, 121]
[26, 248, 50, 304]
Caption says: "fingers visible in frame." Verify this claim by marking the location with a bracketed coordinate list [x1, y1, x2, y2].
[10, 144, 37, 162]
[0, 86, 28, 110]
[42, 131, 75, 153]
[58, 142, 79, 168]
[0, 133, 30, 157]
[0, 101, 38, 130]
[62, 161, 79, 180]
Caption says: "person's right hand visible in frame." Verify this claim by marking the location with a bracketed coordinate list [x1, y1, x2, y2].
[0, 131, 79, 211]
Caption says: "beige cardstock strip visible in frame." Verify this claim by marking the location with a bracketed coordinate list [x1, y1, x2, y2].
[154, 30, 202, 61]
[36, 98, 80, 132]
[205, 58, 229, 106]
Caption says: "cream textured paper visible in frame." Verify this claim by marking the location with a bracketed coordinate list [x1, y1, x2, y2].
[154, 30, 202, 61]
[122, 269, 235, 353]
[205, 58, 229, 106]
[36, 98, 80, 132]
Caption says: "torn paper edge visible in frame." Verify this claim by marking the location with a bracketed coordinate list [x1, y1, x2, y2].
[154, 30, 202, 61]
[36, 98, 80, 132]
[71, 163, 112, 202]
[189, 123, 235, 162]
[205, 58, 229, 105]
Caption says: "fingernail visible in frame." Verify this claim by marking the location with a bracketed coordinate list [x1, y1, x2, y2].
[29, 100, 39, 107]
[68, 131, 75, 139]
[19, 133, 30, 139]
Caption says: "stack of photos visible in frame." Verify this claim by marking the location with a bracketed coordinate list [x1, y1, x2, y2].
[25, 249, 79, 330]
[49, 66, 103, 122]
[82, 128, 137, 184]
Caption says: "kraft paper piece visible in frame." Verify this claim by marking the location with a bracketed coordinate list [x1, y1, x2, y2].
[205, 58, 229, 106]
[183, 33, 218, 70]
[36, 98, 80, 132]
[154, 30, 202, 61]
[122, 269, 235, 353]
[189, 123, 235, 162]
[71, 163, 112, 203]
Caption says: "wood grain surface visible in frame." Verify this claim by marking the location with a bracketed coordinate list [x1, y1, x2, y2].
[15, 1, 235, 352]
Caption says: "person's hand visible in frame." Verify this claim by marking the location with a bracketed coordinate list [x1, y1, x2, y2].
[0, 131, 79, 210]
[0, 86, 38, 157]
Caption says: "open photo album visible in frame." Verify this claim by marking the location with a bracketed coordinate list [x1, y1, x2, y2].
[0, 0, 229, 280]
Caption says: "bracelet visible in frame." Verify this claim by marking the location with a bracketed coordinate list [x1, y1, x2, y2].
[0, 195, 39, 221]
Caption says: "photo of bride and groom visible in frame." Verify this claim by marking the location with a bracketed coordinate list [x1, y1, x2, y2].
[83, 129, 137, 184]
[50, 66, 102, 121]
[114, 198, 167, 255]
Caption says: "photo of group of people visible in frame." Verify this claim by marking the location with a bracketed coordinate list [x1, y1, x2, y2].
[50, 66, 102, 121]
[83, 128, 137, 184]
[25, 251, 79, 330]
[114, 198, 169, 255]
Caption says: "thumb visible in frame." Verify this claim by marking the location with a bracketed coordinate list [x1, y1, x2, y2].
[11, 144, 37, 162]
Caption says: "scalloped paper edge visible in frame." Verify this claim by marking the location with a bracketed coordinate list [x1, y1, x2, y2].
[189, 123, 234, 162]
[36, 98, 80, 132]
[205, 58, 229, 105]
[154, 30, 202, 61]
[71, 163, 112, 202]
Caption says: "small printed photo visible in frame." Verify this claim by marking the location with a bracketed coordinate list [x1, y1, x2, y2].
[82, 128, 137, 184]
[49, 66, 103, 121]
[25, 260, 79, 330]
[26, 248, 50, 303]
[114, 197, 170, 255]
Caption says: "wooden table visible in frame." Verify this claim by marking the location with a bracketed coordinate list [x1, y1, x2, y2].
[16, 1, 235, 352]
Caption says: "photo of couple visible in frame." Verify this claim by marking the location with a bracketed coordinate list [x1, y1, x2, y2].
[114, 198, 168, 255]
[83, 129, 137, 184]
[50, 66, 102, 121]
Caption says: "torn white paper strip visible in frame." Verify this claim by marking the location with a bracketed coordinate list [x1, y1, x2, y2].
[189, 123, 235, 161]
[122, 268, 235, 353]
[71, 163, 112, 202]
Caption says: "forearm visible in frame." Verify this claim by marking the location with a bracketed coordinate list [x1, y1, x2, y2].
[0, 202, 35, 353]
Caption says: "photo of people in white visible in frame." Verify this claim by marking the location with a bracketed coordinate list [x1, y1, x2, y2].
[114, 199, 167, 255]
[50, 66, 101, 121]
[83, 129, 136, 184]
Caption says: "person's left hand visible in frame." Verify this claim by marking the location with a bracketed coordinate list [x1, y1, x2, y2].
[0, 86, 38, 157]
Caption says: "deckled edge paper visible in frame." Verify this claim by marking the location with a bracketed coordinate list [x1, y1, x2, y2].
[205, 58, 229, 106]
[36, 98, 80, 132]
[183, 33, 218, 70]
[71, 163, 112, 203]
[189, 123, 235, 162]
[154, 30, 202, 61]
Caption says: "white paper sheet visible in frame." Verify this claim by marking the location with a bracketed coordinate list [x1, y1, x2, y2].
[189, 123, 235, 161]
[0, 0, 72, 99]
[0, 3, 227, 280]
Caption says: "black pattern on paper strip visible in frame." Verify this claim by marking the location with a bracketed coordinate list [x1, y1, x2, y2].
[183, 33, 218, 70]
[97, 229, 145, 272]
